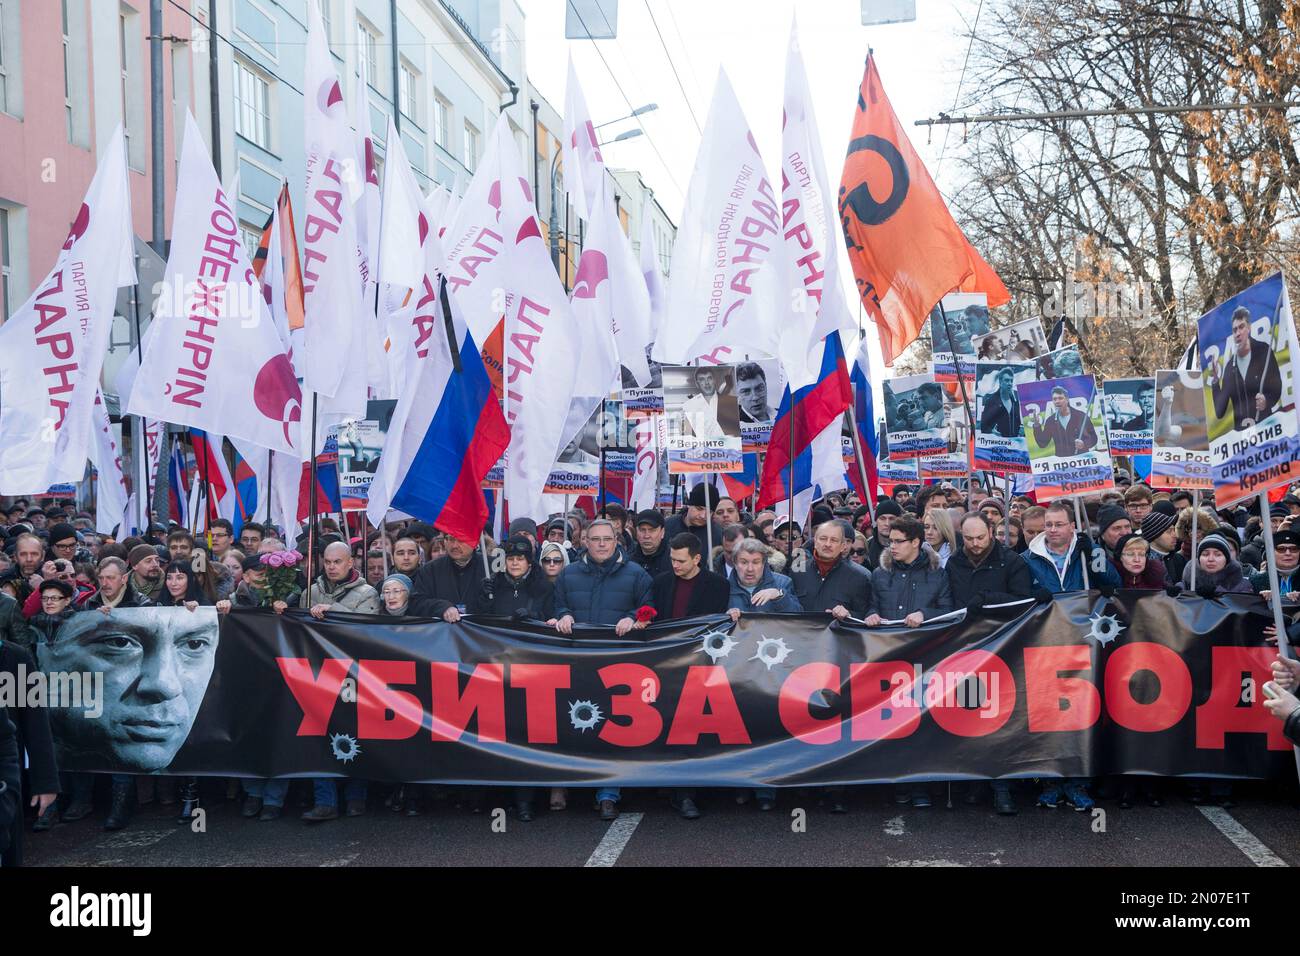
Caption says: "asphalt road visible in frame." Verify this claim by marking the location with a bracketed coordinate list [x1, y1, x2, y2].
[21, 779, 1300, 868]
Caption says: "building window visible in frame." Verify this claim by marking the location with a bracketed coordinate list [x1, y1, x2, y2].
[233, 58, 272, 149]
[0, 0, 9, 115]
[357, 19, 378, 89]
[433, 94, 450, 150]
[118, 10, 131, 158]
[0, 207, 10, 323]
[240, 222, 262, 263]
[319, 0, 335, 53]
[463, 121, 479, 171]
[399, 61, 418, 124]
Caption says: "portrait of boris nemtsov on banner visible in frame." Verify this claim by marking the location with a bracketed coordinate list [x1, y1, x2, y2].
[37, 606, 220, 773]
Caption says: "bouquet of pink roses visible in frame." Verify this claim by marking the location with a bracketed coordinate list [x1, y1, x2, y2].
[259, 549, 304, 602]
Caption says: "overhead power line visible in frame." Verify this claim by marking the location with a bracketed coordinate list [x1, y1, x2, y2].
[642, 0, 702, 134]
[916, 100, 1300, 126]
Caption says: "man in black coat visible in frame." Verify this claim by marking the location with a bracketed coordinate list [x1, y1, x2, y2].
[0, 705, 17, 867]
[664, 484, 724, 556]
[946, 512, 1035, 611]
[470, 535, 555, 621]
[651, 533, 730, 622]
[791, 518, 872, 620]
[1209, 306, 1283, 429]
[629, 510, 672, 579]
[978, 367, 1022, 438]
[411, 533, 487, 622]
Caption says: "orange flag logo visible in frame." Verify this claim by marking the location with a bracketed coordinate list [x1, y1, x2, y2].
[839, 56, 1009, 366]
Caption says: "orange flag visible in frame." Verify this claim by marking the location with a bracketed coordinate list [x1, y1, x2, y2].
[251, 183, 306, 332]
[839, 55, 1009, 366]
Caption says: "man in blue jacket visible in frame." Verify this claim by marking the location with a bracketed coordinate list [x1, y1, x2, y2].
[553, 519, 654, 637]
[552, 519, 654, 822]
[1023, 501, 1121, 596]
[1021, 500, 1119, 813]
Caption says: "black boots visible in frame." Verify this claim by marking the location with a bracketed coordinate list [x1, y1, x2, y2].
[104, 779, 135, 831]
[176, 777, 201, 825]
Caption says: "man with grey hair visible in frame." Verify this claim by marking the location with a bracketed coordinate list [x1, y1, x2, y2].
[303, 541, 381, 619]
[727, 539, 803, 618]
[791, 518, 872, 620]
[84, 557, 150, 611]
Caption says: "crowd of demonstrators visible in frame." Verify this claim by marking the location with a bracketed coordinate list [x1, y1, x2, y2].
[6, 470, 1300, 855]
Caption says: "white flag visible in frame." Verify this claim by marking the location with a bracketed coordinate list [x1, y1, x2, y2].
[442, 113, 584, 519]
[566, 183, 623, 430]
[562, 56, 607, 222]
[353, 74, 381, 302]
[777, 22, 859, 389]
[91, 390, 130, 536]
[639, 208, 666, 344]
[377, 114, 426, 292]
[0, 125, 135, 495]
[127, 113, 302, 455]
[629, 415, 661, 514]
[653, 71, 781, 365]
[580, 179, 653, 387]
[301, 0, 367, 416]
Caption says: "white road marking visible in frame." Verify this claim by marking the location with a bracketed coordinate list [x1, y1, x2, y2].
[584, 812, 644, 867]
[319, 852, 360, 867]
[884, 815, 906, 836]
[1197, 806, 1288, 867]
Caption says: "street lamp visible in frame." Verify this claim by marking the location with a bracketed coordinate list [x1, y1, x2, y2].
[594, 103, 658, 129]
[598, 129, 643, 146]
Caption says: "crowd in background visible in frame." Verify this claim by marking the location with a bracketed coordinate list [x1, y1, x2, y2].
[4, 470, 1300, 864]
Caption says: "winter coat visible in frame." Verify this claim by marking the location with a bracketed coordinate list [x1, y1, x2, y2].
[628, 541, 672, 580]
[82, 586, 152, 611]
[1024, 532, 1121, 594]
[1249, 566, 1300, 596]
[1109, 555, 1170, 590]
[1180, 559, 1253, 596]
[651, 569, 731, 621]
[0, 641, 58, 797]
[0, 593, 35, 651]
[864, 534, 889, 572]
[27, 608, 78, 646]
[300, 572, 381, 614]
[946, 541, 1035, 609]
[552, 551, 654, 626]
[22, 584, 94, 619]
[791, 557, 873, 618]
[470, 569, 556, 619]
[728, 568, 803, 613]
[411, 554, 487, 617]
[233, 580, 301, 609]
[870, 545, 954, 621]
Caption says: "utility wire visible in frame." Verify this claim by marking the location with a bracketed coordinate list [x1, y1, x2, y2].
[642, 0, 702, 134]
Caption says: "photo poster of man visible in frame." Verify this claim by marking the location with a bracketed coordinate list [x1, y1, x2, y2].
[1033, 346, 1085, 382]
[973, 361, 1035, 474]
[1197, 271, 1300, 507]
[930, 292, 989, 387]
[38, 607, 220, 773]
[336, 399, 397, 511]
[1017, 374, 1115, 501]
[598, 401, 636, 503]
[622, 352, 665, 419]
[1152, 369, 1213, 491]
[973, 317, 1049, 365]
[920, 394, 971, 479]
[882, 373, 949, 460]
[737, 358, 781, 453]
[545, 404, 603, 496]
[662, 364, 744, 473]
[1101, 378, 1156, 456]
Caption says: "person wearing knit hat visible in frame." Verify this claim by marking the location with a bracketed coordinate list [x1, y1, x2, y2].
[127, 543, 164, 602]
[1096, 504, 1133, 553]
[379, 573, 415, 617]
[976, 497, 1006, 522]
[1183, 533, 1252, 596]
[1141, 509, 1179, 561]
[859, 499, 901, 572]
[46, 522, 79, 562]
[1248, 528, 1300, 597]
[667, 485, 724, 556]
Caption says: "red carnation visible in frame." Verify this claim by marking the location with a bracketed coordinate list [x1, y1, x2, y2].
[635, 605, 658, 624]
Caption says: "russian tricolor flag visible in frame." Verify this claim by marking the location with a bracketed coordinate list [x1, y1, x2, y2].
[167, 439, 190, 526]
[368, 276, 510, 544]
[297, 430, 342, 522]
[756, 332, 852, 510]
[846, 338, 879, 504]
[190, 429, 235, 529]
[721, 453, 759, 502]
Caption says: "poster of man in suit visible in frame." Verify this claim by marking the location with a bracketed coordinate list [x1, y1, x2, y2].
[1017, 375, 1115, 500]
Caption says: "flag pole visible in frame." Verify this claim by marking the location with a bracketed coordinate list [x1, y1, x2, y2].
[599, 398, 608, 518]
[306, 393, 319, 594]
[933, 301, 976, 456]
[263, 451, 274, 526]
[1190, 489, 1200, 591]
[845, 401, 875, 524]
[1072, 495, 1091, 591]
[786, 386, 796, 559]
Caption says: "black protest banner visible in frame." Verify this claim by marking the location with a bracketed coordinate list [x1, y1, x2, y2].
[45, 595, 1293, 786]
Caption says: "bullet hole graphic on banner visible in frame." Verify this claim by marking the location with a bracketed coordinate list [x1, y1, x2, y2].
[330, 733, 360, 763]
[1087, 612, 1125, 646]
[568, 699, 604, 732]
[699, 627, 738, 663]
[751, 635, 792, 670]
